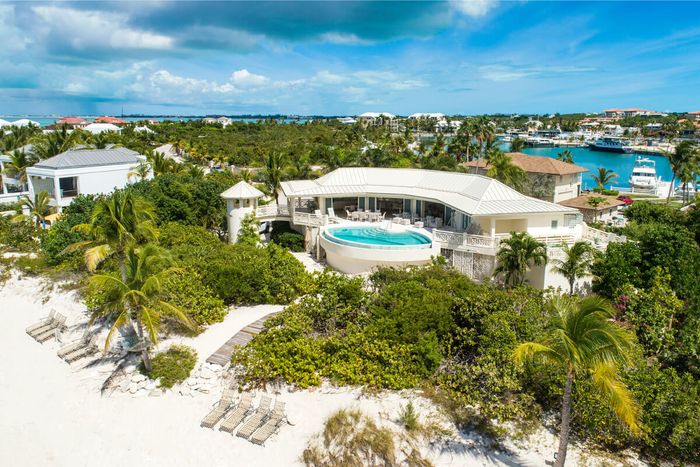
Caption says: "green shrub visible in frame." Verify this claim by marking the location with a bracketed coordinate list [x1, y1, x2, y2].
[593, 187, 620, 196]
[146, 345, 197, 388]
[0, 216, 37, 252]
[271, 231, 304, 251]
[159, 222, 221, 250]
[162, 269, 227, 328]
[398, 401, 419, 431]
[41, 194, 96, 266]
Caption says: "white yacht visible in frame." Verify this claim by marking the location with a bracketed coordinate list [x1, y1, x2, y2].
[589, 136, 632, 153]
[629, 157, 659, 190]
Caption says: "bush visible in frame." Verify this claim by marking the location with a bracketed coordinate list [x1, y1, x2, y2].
[593, 187, 620, 196]
[271, 231, 304, 251]
[41, 194, 96, 266]
[146, 345, 197, 388]
[0, 216, 37, 252]
[162, 269, 227, 328]
[398, 401, 419, 432]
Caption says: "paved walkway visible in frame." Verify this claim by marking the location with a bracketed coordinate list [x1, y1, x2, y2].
[291, 252, 326, 273]
[205, 312, 279, 366]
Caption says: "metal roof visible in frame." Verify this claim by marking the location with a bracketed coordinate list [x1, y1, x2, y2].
[220, 181, 265, 199]
[281, 167, 577, 216]
[32, 147, 142, 170]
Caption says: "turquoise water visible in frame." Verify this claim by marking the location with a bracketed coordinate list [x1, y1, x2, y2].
[519, 146, 674, 190]
[326, 226, 432, 247]
[0, 116, 308, 127]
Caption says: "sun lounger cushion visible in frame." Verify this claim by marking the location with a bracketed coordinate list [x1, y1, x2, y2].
[218, 393, 254, 433]
[236, 395, 272, 439]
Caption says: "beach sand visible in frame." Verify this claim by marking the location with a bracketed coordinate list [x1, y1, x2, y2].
[0, 271, 645, 467]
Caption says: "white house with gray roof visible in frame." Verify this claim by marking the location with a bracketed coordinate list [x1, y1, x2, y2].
[26, 147, 148, 211]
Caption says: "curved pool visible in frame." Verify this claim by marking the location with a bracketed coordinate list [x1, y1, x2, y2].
[319, 224, 439, 274]
[324, 226, 432, 249]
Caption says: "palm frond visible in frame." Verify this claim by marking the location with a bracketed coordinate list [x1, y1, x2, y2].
[85, 244, 113, 272]
[591, 362, 641, 435]
[513, 342, 562, 366]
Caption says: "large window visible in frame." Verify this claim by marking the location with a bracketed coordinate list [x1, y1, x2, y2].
[423, 201, 444, 219]
[376, 197, 403, 215]
[59, 177, 78, 198]
[330, 197, 357, 218]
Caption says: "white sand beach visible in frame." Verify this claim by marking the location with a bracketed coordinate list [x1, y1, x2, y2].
[0, 271, 645, 467]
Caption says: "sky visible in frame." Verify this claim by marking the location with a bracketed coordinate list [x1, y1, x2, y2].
[2, 1, 700, 116]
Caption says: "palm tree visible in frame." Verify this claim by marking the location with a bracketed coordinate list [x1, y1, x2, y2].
[128, 162, 151, 181]
[146, 151, 173, 176]
[285, 152, 313, 179]
[70, 191, 158, 280]
[666, 141, 696, 204]
[494, 232, 548, 287]
[33, 126, 81, 159]
[510, 137, 526, 153]
[13, 191, 54, 230]
[586, 196, 607, 222]
[89, 244, 193, 371]
[263, 152, 285, 202]
[2, 149, 34, 186]
[486, 150, 527, 191]
[592, 167, 618, 190]
[556, 149, 574, 164]
[514, 296, 640, 467]
[550, 241, 595, 295]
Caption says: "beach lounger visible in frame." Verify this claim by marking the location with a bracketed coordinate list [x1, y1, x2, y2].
[33, 314, 67, 343]
[249, 401, 287, 445]
[26, 310, 57, 336]
[63, 336, 99, 363]
[200, 388, 237, 429]
[57, 331, 92, 359]
[236, 395, 272, 439]
[218, 393, 254, 433]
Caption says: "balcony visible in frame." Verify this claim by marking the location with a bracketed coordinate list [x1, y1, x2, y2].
[433, 229, 578, 255]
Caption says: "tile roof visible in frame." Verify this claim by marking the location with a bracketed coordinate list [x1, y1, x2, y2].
[32, 147, 143, 170]
[464, 152, 588, 175]
[281, 167, 576, 216]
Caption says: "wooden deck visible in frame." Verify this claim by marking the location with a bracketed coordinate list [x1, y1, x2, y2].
[206, 313, 278, 366]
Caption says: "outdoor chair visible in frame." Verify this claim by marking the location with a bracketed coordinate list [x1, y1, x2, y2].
[201, 388, 237, 429]
[249, 401, 287, 446]
[218, 393, 254, 433]
[33, 314, 67, 343]
[26, 310, 57, 337]
[236, 395, 272, 439]
[63, 335, 99, 363]
[57, 331, 92, 359]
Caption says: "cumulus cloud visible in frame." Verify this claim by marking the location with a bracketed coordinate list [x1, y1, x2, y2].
[450, 0, 498, 18]
[230, 69, 270, 87]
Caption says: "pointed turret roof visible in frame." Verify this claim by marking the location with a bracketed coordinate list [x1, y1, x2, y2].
[220, 180, 264, 199]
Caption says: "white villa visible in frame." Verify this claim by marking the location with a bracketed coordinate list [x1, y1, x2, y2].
[26, 148, 148, 212]
[356, 112, 399, 132]
[223, 167, 621, 290]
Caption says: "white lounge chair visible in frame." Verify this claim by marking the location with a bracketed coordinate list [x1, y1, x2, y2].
[201, 388, 237, 429]
[33, 314, 67, 343]
[63, 335, 99, 363]
[26, 310, 57, 337]
[236, 395, 272, 439]
[57, 331, 92, 359]
[219, 393, 254, 433]
[249, 401, 287, 445]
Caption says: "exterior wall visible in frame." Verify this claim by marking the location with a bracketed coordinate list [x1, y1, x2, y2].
[552, 174, 582, 203]
[226, 198, 255, 243]
[580, 206, 619, 223]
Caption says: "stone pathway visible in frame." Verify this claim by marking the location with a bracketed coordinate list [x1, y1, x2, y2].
[205, 312, 279, 366]
[291, 252, 325, 273]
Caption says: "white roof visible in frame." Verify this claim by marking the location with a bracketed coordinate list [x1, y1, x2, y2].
[357, 112, 395, 119]
[220, 181, 265, 199]
[0, 119, 10, 127]
[10, 119, 39, 127]
[408, 112, 445, 119]
[134, 126, 155, 133]
[281, 167, 577, 217]
[83, 123, 121, 134]
[31, 148, 142, 170]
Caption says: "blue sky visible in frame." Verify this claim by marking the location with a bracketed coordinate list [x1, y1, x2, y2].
[2, 1, 700, 116]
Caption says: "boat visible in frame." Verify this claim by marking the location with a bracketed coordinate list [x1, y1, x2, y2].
[588, 136, 632, 153]
[524, 136, 555, 147]
[629, 157, 660, 190]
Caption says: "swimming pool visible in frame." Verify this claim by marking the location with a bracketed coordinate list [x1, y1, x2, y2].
[324, 226, 432, 249]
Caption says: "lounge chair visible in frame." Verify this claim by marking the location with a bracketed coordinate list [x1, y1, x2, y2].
[200, 388, 237, 429]
[63, 335, 99, 363]
[218, 393, 254, 433]
[57, 331, 92, 359]
[249, 401, 287, 446]
[236, 395, 272, 439]
[26, 310, 57, 336]
[33, 314, 67, 343]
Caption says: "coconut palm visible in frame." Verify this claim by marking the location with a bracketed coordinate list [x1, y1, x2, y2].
[2, 149, 34, 186]
[550, 241, 595, 295]
[510, 137, 526, 153]
[666, 141, 696, 204]
[486, 150, 527, 191]
[70, 191, 158, 279]
[556, 149, 574, 164]
[285, 152, 313, 179]
[128, 162, 151, 181]
[146, 150, 173, 176]
[89, 244, 193, 371]
[33, 126, 81, 159]
[13, 191, 54, 230]
[514, 296, 639, 467]
[592, 167, 618, 190]
[475, 117, 495, 159]
[494, 232, 548, 287]
[263, 151, 285, 202]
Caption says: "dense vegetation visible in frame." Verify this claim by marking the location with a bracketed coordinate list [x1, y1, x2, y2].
[146, 345, 198, 388]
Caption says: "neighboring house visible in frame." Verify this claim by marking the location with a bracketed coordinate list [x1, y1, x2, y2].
[84, 123, 121, 134]
[26, 148, 147, 212]
[603, 108, 668, 119]
[55, 116, 88, 128]
[94, 116, 127, 125]
[464, 152, 587, 203]
[558, 194, 626, 224]
[0, 155, 30, 203]
[356, 112, 399, 132]
[226, 167, 625, 290]
[338, 117, 357, 125]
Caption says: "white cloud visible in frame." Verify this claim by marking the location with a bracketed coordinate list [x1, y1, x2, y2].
[479, 64, 595, 81]
[32, 6, 173, 51]
[230, 69, 269, 87]
[450, 0, 498, 18]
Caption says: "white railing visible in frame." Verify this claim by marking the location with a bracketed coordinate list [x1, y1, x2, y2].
[255, 204, 328, 226]
[255, 204, 286, 218]
[292, 211, 326, 227]
[434, 229, 579, 253]
[581, 223, 625, 248]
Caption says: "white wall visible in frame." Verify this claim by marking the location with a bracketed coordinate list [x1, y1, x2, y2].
[553, 174, 581, 203]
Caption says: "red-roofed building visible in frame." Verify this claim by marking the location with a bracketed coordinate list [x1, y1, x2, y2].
[94, 116, 128, 125]
[55, 116, 88, 128]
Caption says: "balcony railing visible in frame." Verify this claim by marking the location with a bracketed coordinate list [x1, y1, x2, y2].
[581, 223, 625, 248]
[433, 229, 578, 253]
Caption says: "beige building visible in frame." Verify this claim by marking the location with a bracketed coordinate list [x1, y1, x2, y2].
[464, 152, 587, 203]
[558, 194, 626, 224]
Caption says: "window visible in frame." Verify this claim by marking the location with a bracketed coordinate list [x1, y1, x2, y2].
[415, 200, 422, 217]
[461, 212, 471, 230]
[59, 177, 78, 198]
[551, 220, 558, 229]
[564, 214, 579, 227]
[368, 197, 376, 211]
[358, 197, 365, 210]
[403, 199, 412, 214]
